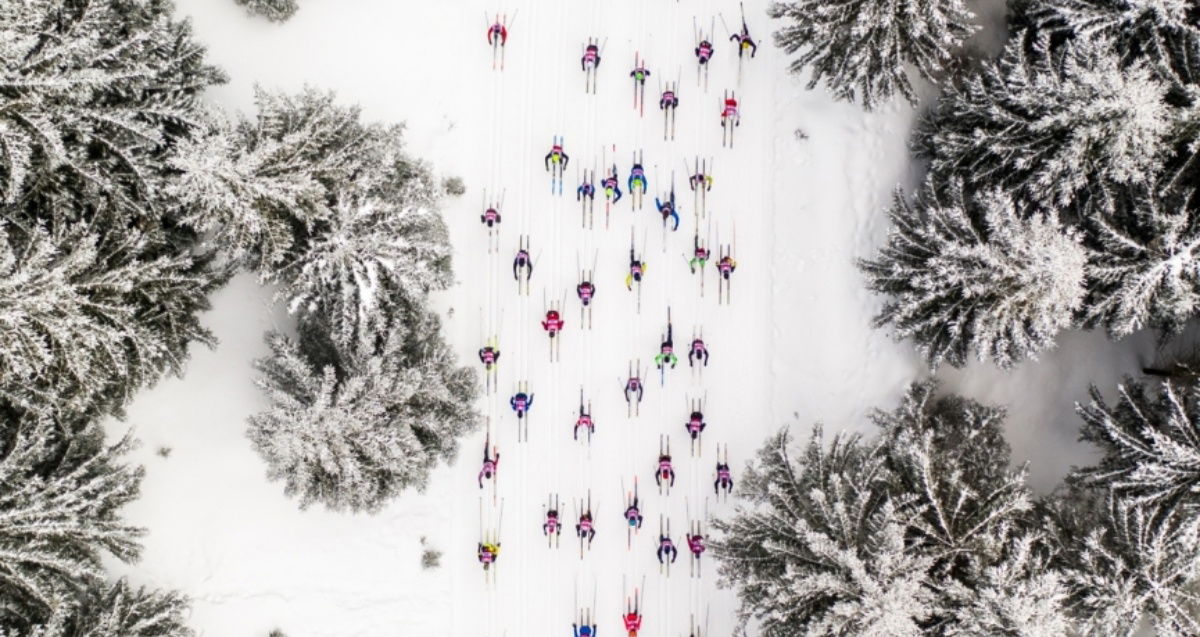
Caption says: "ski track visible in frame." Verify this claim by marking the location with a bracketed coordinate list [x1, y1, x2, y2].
[95, 1, 1165, 636]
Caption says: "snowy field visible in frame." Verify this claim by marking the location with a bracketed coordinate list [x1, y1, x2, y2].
[100, 0, 1163, 635]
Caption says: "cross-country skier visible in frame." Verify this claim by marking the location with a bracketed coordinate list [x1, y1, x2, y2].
[542, 309, 565, 338]
[602, 166, 623, 203]
[717, 254, 736, 280]
[630, 64, 650, 84]
[688, 337, 708, 367]
[577, 279, 596, 306]
[478, 345, 500, 369]
[513, 247, 533, 281]
[573, 623, 596, 637]
[689, 237, 711, 274]
[574, 403, 594, 441]
[576, 511, 596, 543]
[688, 170, 713, 192]
[481, 205, 501, 227]
[721, 95, 740, 127]
[656, 453, 675, 488]
[624, 374, 643, 405]
[625, 248, 646, 291]
[695, 38, 714, 64]
[655, 192, 680, 232]
[628, 161, 648, 196]
[577, 178, 596, 202]
[657, 534, 678, 564]
[659, 87, 679, 110]
[687, 532, 706, 559]
[655, 322, 678, 370]
[623, 605, 643, 636]
[581, 41, 601, 70]
[624, 497, 644, 529]
[510, 390, 534, 419]
[545, 142, 570, 171]
[545, 507, 563, 537]
[477, 541, 500, 568]
[730, 24, 757, 58]
[685, 410, 706, 441]
[714, 461, 734, 496]
[478, 445, 499, 489]
[487, 20, 507, 46]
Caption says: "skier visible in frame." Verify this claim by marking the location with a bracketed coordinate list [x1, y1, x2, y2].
[513, 246, 533, 281]
[714, 461, 734, 496]
[659, 86, 679, 110]
[487, 20, 507, 46]
[574, 403, 594, 441]
[577, 177, 596, 202]
[573, 622, 596, 637]
[481, 205, 501, 228]
[510, 390, 534, 419]
[685, 410, 706, 441]
[686, 532, 706, 559]
[625, 248, 646, 291]
[689, 236, 710, 274]
[623, 606, 643, 636]
[730, 23, 758, 58]
[695, 38, 714, 64]
[477, 541, 500, 568]
[657, 533, 678, 564]
[624, 373, 644, 405]
[581, 41, 601, 70]
[630, 64, 651, 84]
[655, 191, 680, 232]
[577, 279, 596, 306]
[717, 254, 736, 280]
[544, 507, 563, 538]
[688, 337, 708, 367]
[628, 160, 648, 197]
[602, 166, 623, 203]
[545, 142, 570, 171]
[655, 452, 675, 488]
[542, 309, 565, 338]
[655, 321, 678, 370]
[624, 496, 644, 530]
[478, 344, 500, 370]
[576, 510, 596, 544]
[688, 170, 714, 193]
[478, 445, 499, 489]
[721, 95, 740, 127]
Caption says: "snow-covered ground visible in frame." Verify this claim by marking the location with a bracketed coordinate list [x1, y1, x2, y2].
[101, 0, 1161, 635]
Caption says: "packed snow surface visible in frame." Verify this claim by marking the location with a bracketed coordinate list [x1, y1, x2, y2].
[102, 0, 1159, 635]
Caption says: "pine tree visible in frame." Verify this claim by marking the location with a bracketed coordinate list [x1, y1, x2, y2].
[712, 428, 938, 636]
[1020, 0, 1200, 73]
[1083, 186, 1200, 337]
[233, 0, 299, 22]
[5, 579, 193, 637]
[1073, 379, 1200, 515]
[0, 416, 145, 624]
[767, 0, 977, 109]
[860, 181, 1087, 369]
[0, 0, 224, 215]
[0, 220, 222, 420]
[247, 309, 477, 513]
[1049, 494, 1200, 635]
[916, 32, 1172, 210]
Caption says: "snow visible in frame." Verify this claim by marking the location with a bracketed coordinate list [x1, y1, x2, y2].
[100, 0, 1162, 635]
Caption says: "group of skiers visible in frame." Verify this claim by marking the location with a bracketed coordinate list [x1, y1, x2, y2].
[477, 10, 760, 634]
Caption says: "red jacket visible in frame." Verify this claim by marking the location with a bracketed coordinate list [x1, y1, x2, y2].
[624, 613, 642, 630]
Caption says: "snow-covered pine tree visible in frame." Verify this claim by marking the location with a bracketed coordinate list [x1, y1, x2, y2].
[1083, 186, 1200, 337]
[767, 0, 977, 109]
[1048, 492, 1200, 635]
[860, 180, 1087, 369]
[0, 0, 224, 215]
[169, 88, 409, 278]
[3, 579, 193, 637]
[712, 428, 938, 636]
[1020, 0, 1200, 74]
[0, 220, 221, 420]
[0, 416, 145, 625]
[1073, 379, 1200, 514]
[916, 32, 1172, 210]
[234, 0, 299, 22]
[247, 308, 477, 513]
